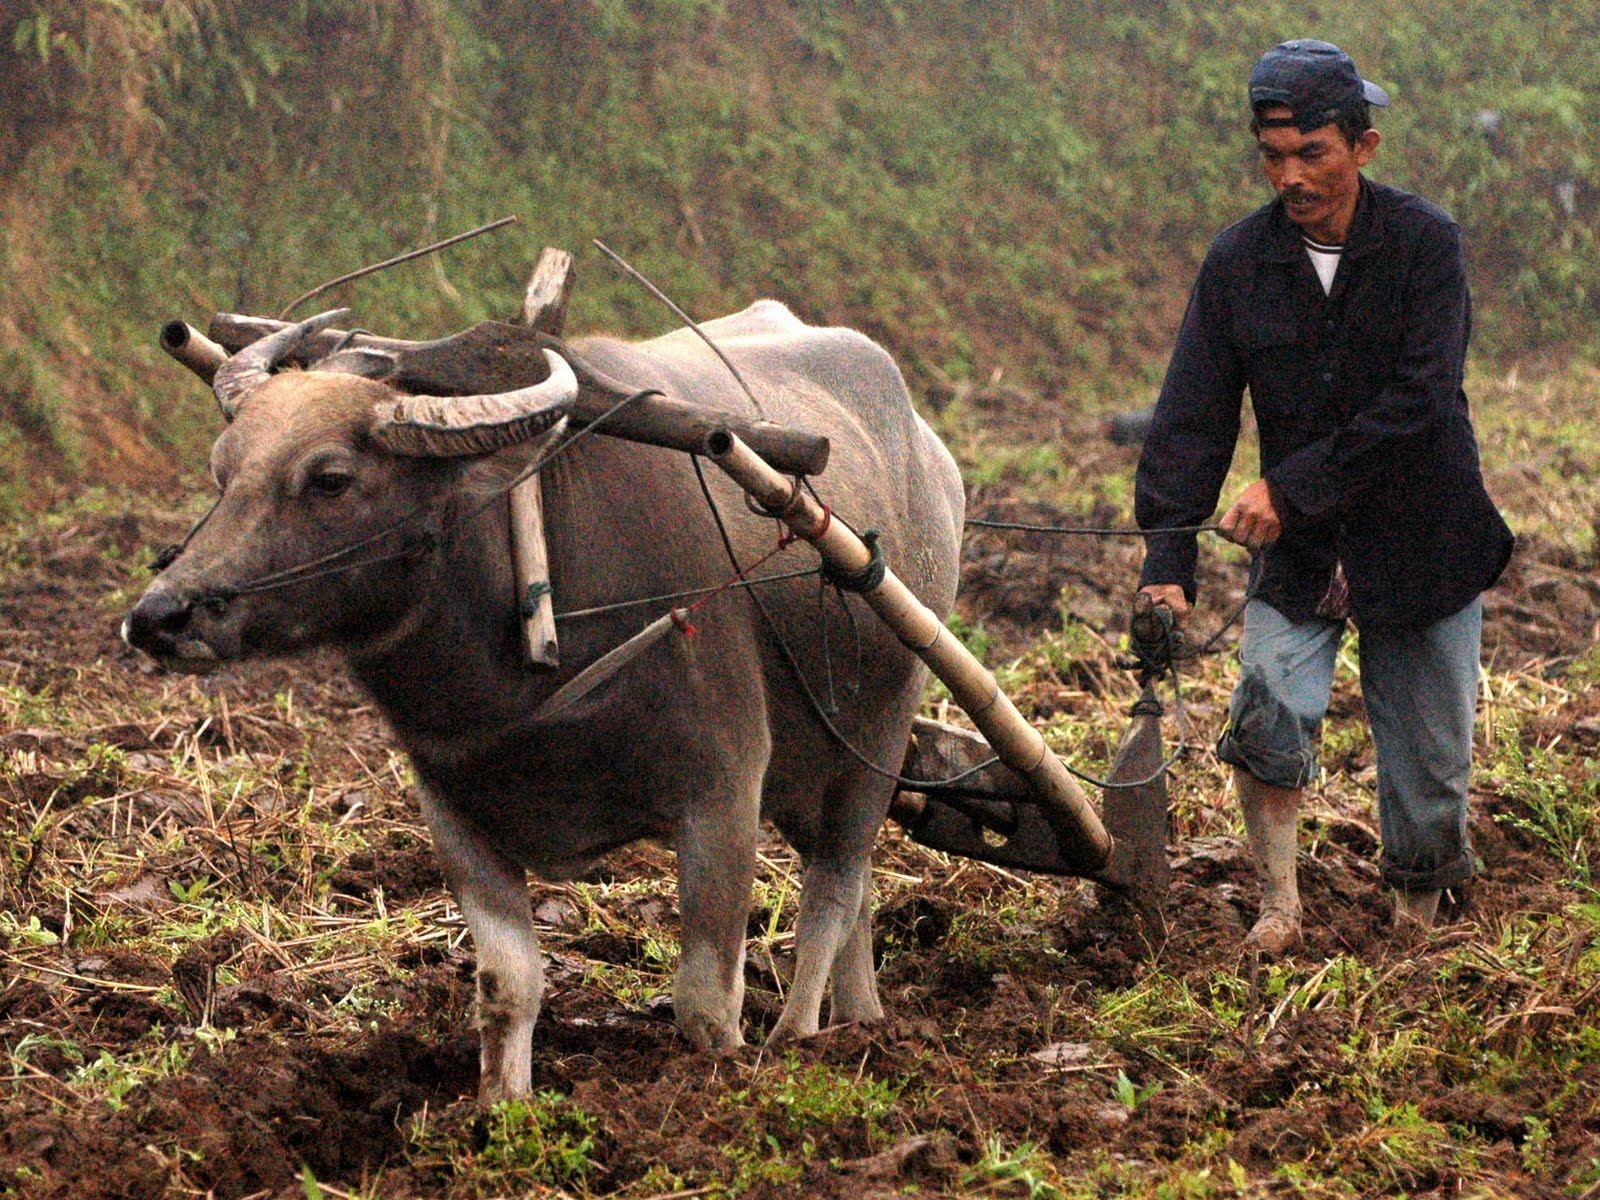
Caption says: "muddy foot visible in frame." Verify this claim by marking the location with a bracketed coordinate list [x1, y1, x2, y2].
[1392, 888, 1440, 934]
[1243, 906, 1303, 957]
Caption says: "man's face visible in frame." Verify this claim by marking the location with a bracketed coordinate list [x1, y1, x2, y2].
[1255, 104, 1379, 243]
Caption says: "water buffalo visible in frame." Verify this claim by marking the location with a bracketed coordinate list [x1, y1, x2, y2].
[123, 301, 964, 1101]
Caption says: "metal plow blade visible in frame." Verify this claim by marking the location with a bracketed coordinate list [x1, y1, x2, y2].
[1097, 684, 1173, 935]
[890, 708, 1172, 930]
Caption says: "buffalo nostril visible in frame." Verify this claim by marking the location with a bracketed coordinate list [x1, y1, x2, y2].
[125, 591, 193, 652]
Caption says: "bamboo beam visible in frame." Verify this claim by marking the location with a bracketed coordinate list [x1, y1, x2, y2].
[159, 321, 226, 385]
[702, 428, 1112, 876]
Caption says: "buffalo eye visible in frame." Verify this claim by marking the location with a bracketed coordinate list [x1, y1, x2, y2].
[307, 471, 353, 499]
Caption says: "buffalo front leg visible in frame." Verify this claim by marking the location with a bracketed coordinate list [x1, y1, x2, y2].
[421, 791, 542, 1103]
[673, 788, 760, 1053]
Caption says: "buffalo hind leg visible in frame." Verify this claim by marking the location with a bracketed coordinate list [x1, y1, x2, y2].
[771, 759, 894, 1042]
[771, 851, 880, 1041]
[673, 785, 759, 1053]
[421, 791, 541, 1103]
[827, 857, 882, 1026]
[768, 857, 863, 1040]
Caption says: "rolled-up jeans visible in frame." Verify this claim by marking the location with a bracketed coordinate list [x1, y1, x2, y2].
[1215, 596, 1483, 892]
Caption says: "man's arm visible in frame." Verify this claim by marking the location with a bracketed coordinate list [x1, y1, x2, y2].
[1135, 248, 1248, 615]
[1264, 218, 1470, 524]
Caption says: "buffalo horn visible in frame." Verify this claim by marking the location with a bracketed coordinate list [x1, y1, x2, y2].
[212, 308, 351, 419]
[371, 349, 579, 457]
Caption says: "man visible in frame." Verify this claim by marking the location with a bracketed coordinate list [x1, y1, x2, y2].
[1134, 40, 1514, 955]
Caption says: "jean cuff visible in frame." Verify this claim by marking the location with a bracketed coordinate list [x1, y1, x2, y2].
[1216, 728, 1318, 790]
[1379, 848, 1478, 892]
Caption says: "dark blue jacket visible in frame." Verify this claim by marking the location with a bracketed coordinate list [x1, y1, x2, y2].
[1136, 177, 1513, 630]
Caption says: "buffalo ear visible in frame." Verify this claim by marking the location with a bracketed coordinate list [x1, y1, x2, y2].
[314, 347, 400, 381]
[369, 349, 578, 457]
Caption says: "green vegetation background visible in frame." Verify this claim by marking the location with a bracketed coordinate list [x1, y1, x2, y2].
[2, 0, 1596, 511]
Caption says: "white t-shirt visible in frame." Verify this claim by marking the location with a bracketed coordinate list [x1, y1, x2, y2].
[1303, 235, 1343, 294]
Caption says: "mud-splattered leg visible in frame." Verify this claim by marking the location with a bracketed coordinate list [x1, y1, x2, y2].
[420, 791, 541, 1103]
[770, 756, 894, 1042]
[672, 782, 760, 1053]
[1237, 769, 1303, 957]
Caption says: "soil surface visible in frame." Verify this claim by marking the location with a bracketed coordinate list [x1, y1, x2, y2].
[1, 421, 1597, 1198]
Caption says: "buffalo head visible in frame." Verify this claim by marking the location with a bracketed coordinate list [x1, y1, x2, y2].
[123, 310, 577, 671]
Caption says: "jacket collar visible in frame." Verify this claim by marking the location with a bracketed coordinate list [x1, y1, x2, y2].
[1262, 175, 1386, 262]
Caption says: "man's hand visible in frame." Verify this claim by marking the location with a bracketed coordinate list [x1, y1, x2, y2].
[1138, 583, 1190, 627]
[1219, 479, 1283, 550]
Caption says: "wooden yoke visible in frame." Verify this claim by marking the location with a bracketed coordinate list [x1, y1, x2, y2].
[511, 248, 575, 668]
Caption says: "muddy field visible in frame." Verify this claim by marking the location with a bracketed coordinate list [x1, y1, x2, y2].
[3, 388, 1600, 1197]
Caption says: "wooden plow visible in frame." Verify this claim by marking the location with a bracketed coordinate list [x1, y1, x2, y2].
[159, 250, 1175, 925]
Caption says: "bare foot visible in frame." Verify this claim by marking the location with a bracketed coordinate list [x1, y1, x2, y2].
[1243, 906, 1302, 957]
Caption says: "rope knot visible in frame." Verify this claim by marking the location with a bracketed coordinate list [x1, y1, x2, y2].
[670, 607, 698, 638]
[519, 581, 552, 618]
[822, 528, 886, 594]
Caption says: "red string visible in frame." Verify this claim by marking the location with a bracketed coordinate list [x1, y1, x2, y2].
[679, 525, 807, 628]
[806, 504, 832, 541]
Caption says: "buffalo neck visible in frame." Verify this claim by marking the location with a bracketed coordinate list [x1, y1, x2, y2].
[340, 437, 701, 766]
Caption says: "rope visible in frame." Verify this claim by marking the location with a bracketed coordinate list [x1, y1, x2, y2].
[966, 517, 1223, 536]
[821, 528, 886, 594]
[551, 566, 822, 622]
[675, 527, 807, 626]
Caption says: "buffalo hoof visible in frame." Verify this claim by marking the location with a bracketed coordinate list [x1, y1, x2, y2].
[764, 1015, 819, 1045]
[679, 1012, 744, 1054]
[1242, 906, 1303, 958]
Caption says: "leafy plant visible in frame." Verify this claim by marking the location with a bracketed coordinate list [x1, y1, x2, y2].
[962, 1135, 1063, 1199]
[1489, 728, 1600, 898]
[1113, 1068, 1163, 1112]
[472, 1092, 600, 1189]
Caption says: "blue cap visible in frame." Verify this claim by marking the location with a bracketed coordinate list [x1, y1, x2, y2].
[1249, 40, 1390, 133]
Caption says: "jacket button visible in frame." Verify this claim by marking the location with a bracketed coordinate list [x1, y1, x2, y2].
[1322, 371, 1333, 383]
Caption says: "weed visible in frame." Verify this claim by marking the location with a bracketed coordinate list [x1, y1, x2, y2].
[1094, 974, 1218, 1058]
[1488, 726, 1600, 898]
[1521, 1114, 1554, 1174]
[720, 1132, 805, 1192]
[963, 1135, 1063, 1199]
[1113, 1067, 1163, 1112]
[67, 1038, 191, 1111]
[0, 913, 60, 947]
[724, 1052, 901, 1137]
[1337, 1099, 1456, 1193]
[0, 685, 65, 729]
